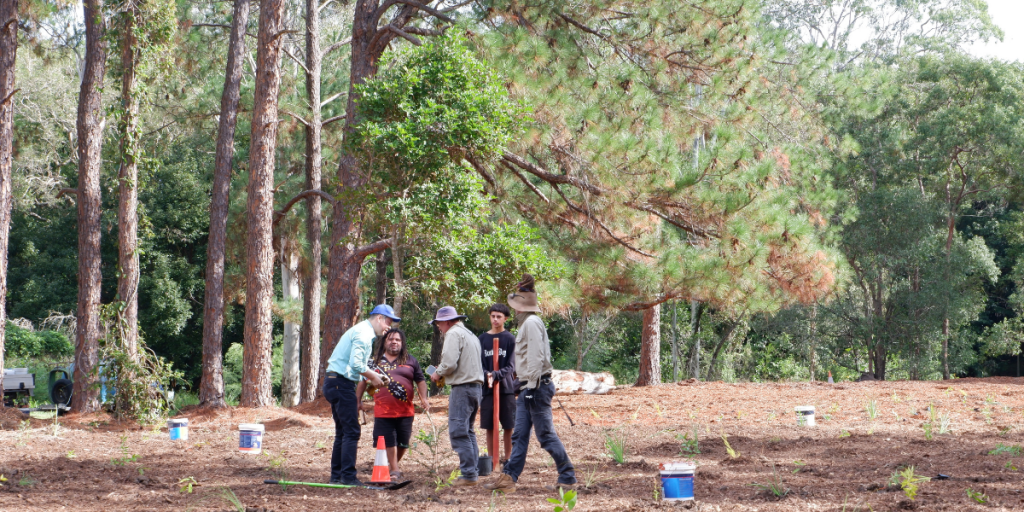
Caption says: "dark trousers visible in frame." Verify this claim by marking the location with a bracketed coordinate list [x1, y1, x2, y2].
[503, 381, 575, 484]
[323, 376, 360, 483]
[448, 383, 482, 479]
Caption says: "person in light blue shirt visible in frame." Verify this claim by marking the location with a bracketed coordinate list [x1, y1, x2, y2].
[323, 304, 400, 485]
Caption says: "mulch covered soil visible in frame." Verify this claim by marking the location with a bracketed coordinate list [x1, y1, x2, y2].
[4, 378, 1024, 511]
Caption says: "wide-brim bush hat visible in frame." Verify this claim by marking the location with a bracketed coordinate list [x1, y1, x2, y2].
[507, 291, 541, 313]
[370, 304, 401, 322]
[430, 305, 468, 325]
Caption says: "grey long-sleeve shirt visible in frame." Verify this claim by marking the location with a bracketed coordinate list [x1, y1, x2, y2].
[515, 313, 554, 390]
[436, 322, 485, 386]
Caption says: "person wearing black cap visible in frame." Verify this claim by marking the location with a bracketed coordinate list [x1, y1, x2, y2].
[484, 275, 576, 493]
[323, 304, 401, 486]
[429, 305, 485, 487]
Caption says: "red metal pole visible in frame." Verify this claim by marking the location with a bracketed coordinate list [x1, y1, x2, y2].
[493, 337, 500, 471]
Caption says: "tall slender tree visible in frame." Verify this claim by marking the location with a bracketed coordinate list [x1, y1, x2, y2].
[71, 0, 107, 413]
[0, 0, 18, 407]
[200, 0, 250, 408]
[636, 305, 661, 386]
[241, 0, 288, 407]
[113, 0, 141, 359]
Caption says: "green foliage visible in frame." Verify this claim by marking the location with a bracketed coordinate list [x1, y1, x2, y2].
[676, 426, 700, 456]
[966, 487, 989, 504]
[547, 487, 577, 512]
[111, 434, 140, 466]
[351, 32, 522, 191]
[889, 466, 929, 500]
[750, 462, 789, 499]
[3, 321, 72, 359]
[988, 444, 1022, 456]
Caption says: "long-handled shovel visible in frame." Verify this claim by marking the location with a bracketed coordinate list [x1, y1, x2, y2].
[263, 479, 412, 491]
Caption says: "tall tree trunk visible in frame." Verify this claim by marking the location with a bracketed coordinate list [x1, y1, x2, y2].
[391, 228, 404, 316]
[808, 302, 817, 381]
[942, 210, 954, 380]
[241, 0, 287, 408]
[280, 244, 300, 407]
[72, 0, 107, 414]
[374, 250, 387, 305]
[636, 304, 660, 386]
[200, 0, 250, 408]
[670, 300, 679, 382]
[704, 317, 741, 381]
[575, 311, 588, 371]
[686, 300, 702, 380]
[299, 0, 323, 403]
[0, 0, 18, 408]
[115, 5, 140, 359]
[318, 0, 393, 391]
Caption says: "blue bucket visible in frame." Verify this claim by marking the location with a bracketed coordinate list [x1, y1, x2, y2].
[659, 461, 695, 501]
[168, 418, 189, 441]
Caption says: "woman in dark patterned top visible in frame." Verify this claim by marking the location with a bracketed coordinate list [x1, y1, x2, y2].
[356, 328, 430, 480]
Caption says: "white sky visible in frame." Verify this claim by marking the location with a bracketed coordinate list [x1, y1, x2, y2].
[965, 0, 1024, 62]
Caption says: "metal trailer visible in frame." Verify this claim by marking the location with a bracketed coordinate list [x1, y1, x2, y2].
[2, 368, 36, 407]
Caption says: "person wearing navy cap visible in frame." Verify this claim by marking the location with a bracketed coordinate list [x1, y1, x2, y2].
[323, 304, 401, 486]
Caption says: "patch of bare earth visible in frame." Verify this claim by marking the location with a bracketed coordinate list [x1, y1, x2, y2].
[3, 378, 1024, 511]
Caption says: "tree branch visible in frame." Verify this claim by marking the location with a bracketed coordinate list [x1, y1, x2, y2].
[320, 92, 345, 108]
[403, 26, 444, 37]
[274, 189, 337, 224]
[323, 114, 346, 127]
[1, 88, 20, 108]
[390, 0, 454, 23]
[282, 47, 311, 75]
[356, 238, 392, 258]
[383, 24, 423, 46]
[465, 155, 496, 190]
[57, 188, 78, 199]
[502, 152, 604, 196]
[550, 183, 655, 258]
[500, 160, 549, 203]
[280, 109, 310, 127]
[321, 37, 352, 58]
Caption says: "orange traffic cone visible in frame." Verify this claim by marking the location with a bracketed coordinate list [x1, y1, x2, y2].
[370, 436, 391, 484]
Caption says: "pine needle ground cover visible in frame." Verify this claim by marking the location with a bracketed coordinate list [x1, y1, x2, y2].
[2, 378, 1024, 510]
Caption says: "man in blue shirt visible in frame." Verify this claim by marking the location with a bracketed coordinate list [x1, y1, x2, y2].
[323, 304, 400, 485]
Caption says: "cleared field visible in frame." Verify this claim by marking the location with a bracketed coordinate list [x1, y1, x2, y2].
[3, 377, 1024, 511]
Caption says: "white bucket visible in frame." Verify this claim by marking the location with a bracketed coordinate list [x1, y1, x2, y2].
[168, 418, 189, 441]
[659, 461, 695, 501]
[795, 406, 816, 427]
[239, 423, 265, 454]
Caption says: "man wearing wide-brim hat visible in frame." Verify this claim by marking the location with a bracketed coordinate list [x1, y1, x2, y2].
[485, 275, 576, 493]
[429, 306, 485, 487]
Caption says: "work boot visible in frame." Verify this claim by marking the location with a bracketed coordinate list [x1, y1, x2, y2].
[450, 477, 478, 488]
[483, 472, 516, 493]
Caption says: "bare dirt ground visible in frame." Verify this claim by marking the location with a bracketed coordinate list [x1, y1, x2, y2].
[3, 378, 1024, 511]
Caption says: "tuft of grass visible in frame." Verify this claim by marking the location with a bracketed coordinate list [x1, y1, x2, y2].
[865, 400, 878, 421]
[988, 443, 1022, 456]
[922, 405, 938, 440]
[938, 411, 952, 435]
[217, 486, 245, 512]
[750, 462, 788, 499]
[722, 433, 740, 459]
[604, 430, 627, 464]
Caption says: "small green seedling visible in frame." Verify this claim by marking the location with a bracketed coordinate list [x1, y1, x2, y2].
[676, 426, 700, 455]
[0, 474, 7, 487]
[839, 430, 851, 438]
[434, 469, 461, 491]
[966, 487, 989, 504]
[889, 466, 929, 500]
[1004, 460, 1018, 471]
[178, 476, 199, 493]
[111, 434, 140, 466]
[547, 487, 577, 511]
[792, 460, 806, 474]
[66, 450, 76, 459]
[988, 443, 1022, 456]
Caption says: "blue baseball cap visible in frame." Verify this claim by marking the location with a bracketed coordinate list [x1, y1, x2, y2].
[370, 304, 401, 322]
